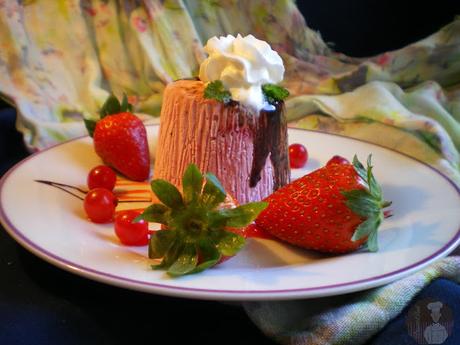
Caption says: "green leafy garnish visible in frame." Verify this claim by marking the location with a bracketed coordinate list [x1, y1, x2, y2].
[203, 80, 290, 106]
[84, 93, 133, 137]
[137, 164, 268, 276]
[203, 80, 232, 104]
[262, 84, 290, 104]
[342, 155, 391, 252]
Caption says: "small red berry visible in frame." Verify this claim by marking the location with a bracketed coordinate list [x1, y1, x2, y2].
[87, 165, 117, 191]
[289, 143, 308, 169]
[84, 188, 118, 223]
[327, 155, 350, 166]
[114, 210, 149, 246]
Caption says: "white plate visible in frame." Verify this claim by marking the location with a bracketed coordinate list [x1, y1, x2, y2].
[1, 126, 460, 301]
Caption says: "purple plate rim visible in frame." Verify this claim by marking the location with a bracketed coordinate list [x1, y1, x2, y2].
[1, 125, 460, 300]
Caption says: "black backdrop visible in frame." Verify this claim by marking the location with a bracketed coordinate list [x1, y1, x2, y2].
[296, 0, 459, 56]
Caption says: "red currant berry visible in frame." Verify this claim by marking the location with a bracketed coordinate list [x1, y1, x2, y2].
[114, 210, 149, 246]
[83, 188, 118, 223]
[87, 165, 117, 191]
[289, 143, 308, 169]
[326, 155, 350, 166]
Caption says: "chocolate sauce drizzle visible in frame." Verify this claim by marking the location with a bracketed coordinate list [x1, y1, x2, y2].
[249, 101, 290, 190]
[34, 180, 152, 203]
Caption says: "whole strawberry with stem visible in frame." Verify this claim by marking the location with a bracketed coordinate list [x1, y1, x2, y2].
[255, 155, 391, 253]
[84, 94, 150, 181]
[136, 164, 267, 276]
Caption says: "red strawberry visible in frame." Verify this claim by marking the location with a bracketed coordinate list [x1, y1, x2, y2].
[85, 94, 150, 181]
[255, 155, 391, 253]
[326, 155, 350, 166]
[136, 164, 267, 276]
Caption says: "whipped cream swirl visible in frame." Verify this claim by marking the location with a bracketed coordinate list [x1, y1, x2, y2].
[199, 34, 285, 113]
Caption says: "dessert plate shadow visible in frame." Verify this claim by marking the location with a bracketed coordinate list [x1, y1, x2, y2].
[1, 126, 460, 301]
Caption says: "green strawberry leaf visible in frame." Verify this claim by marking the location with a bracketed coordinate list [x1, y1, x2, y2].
[262, 84, 289, 104]
[366, 155, 383, 198]
[191, 259, 219, 274]
[151, 179, 184, 209]
[191, 239, 221, 274]
[84, 118, 97, 138]
[352, 155, 368, 183]
[218, 202, 268, 227]
[182, 164, 203, 204]
[365, 224, 380, 252]
[167, 243, 198, 276]
[120, 93, 133, 112]
[135, 203, 170, 224]
[142, 164, 254, 276]
[345, 155, 391, 252]
[204, 80, 231, 104]
[100, 94, 121, 118]
[213, 230, 245, 256]
[90, 94, 134, 136]
[152, 240, 183, 270]
[201, 173, 226, 208]
[149, 229, 176, 259]
[207, 210, 228, 229]
[342, 189, 381, 217]
[351, 216, 377, 241]
[205, 173, 225, 195]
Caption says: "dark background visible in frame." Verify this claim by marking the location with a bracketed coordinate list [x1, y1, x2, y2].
[0, 2, 459, 345]
[297, 0, 459, 57]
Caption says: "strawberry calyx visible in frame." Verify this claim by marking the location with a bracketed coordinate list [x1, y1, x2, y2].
[135, 164, 268, 276]
[342, 155, 391, 252]
[84, 94, 133, 137]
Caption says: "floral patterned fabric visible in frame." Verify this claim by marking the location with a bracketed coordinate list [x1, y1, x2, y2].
[1, 1, 460, 345]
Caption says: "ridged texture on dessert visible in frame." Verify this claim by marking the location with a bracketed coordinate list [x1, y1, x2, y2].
[154, 80, 275, 203]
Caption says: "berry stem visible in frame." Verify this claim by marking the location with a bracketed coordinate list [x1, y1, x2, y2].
[35, 180, 86, 201]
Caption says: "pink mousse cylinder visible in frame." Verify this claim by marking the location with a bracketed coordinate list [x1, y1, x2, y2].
[153, 80, 289, 203]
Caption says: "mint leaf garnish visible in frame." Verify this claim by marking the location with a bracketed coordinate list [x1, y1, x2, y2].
[262, 84, 290, 104]
[204, 80, 232, 104]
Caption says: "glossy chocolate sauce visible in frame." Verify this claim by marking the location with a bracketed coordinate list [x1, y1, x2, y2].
[249, 101, 290, 190]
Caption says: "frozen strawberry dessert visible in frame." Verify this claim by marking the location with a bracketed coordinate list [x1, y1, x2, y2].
[154, 34, 290, 203]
